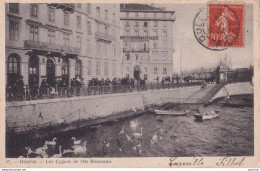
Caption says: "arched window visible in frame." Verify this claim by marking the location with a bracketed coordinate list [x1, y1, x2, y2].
[8, 54, 20, 74]
[62, 59, 69, 75]
[75, 60, 82, 78]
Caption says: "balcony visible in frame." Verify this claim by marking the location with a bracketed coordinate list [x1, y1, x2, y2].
[48, 3, 75, 13]
[24, 40, 80, 56]
[120, 36, 158, 41]
[95, 32, 114, 42]
[123, 48, 149, 53]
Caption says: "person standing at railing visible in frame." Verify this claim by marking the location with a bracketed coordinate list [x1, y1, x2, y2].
[17, 75, 25, 100]
[29, 77, 38, 99]
[40, 77, 49, 98]
[99, 78, 104, 95]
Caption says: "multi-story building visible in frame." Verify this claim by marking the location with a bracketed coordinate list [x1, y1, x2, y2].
[120, 4, 175, 81]
[5, 3, 120, 88]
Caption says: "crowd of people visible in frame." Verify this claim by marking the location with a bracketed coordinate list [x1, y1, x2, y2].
[6, 75, 204, 102]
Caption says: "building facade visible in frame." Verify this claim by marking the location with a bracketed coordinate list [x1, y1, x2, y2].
[5, 3, 121, 88]
[120, 4, 175, 81]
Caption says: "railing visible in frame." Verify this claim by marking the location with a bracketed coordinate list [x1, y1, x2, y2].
[24, 40, 80, 55]
[6, 82, 203, 102]
[123, 48, 150, 53]
[95, 32, 114, 42]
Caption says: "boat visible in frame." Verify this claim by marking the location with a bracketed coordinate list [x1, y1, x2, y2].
[154, 109, 190, 116]
[193, 110, 220, 121]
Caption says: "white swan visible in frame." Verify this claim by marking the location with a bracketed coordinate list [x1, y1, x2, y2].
[35, 144, 48, 158]
[119, 126, 125, 135]
[151, 132, 158, 145]
[45, 138, 57, 146]
[73, 141, 87, 155]
[71, 137, 81, 145]
[130, 120, 139, 129]
[133, 127, 143, 139]
[25, 147, 43, 158]
[51, 145, 62, 158]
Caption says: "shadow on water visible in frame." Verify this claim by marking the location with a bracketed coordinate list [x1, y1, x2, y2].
[6, 97, 254, 158]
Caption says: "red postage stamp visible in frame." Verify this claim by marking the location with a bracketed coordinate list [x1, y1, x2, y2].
[208, 3, 244, 47]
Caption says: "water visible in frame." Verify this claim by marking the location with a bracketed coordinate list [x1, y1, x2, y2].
[7, 101, 254, 158]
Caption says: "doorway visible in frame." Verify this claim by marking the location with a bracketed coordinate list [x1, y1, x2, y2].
[28, 55, 39, 87]
[134, 65, 140, 80]
[46, 58, 56, 87]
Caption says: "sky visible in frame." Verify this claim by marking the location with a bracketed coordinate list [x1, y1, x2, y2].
[156, 3, 254, 72]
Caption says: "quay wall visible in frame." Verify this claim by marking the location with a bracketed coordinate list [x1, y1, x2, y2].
[6, 86, 201, 131]
[210, 82, 253, 102]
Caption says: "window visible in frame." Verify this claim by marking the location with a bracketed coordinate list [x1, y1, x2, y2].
[153, 52, 159, 60]
[125, 21, 130, 27]
[105, 26, 108, 35]
[163, 31, 167, 38]
[77, 16, 81, 29]
[163, 21, 167, 28]
[144, 74, 147, 80]
[9, 3, 19, 14]
[96, 61, 100, 75]
[64, 12, 69, 25]
[87, 3, 91, 14]
[97, 23, 101, 32]
[63, 33, 70, 46]
[48, 7, 55, 22]
[96, 42, 100, 54]
[87, 20, 92, 33]
[77, 36, 81, 48]
[30, 26, 38, 41]
[154, 67, 158, 73]
[113, 45, 116, 56]
[163, 68, 167, 74]
[153, 41, 158, 49]
[143, 22, 148, 27]
[135, 30, 139, 36]
[9, 20, 19, 40]
[162, 41, 167, 49]
[135, 54, 138, 60]
[134, 21, 139, 27]
[126, 12, 129, 18]
[112, 63, 116, 76]
[153, 31, 158, 37]
[47, 30, 55, 44]
[135, 12, 138, 18]
[162, 51, 168, 60]
[125, 30, 130, 36]
[75, 60, 82, 77]
[87, 39, 91, 53]
[104, 62, 108, 75]
[144, 31, 148, 37]
[88, 61, 92, 75]
[77, 3, 81, 9]
[144, 13, 147, 18]
[96, 7, 100, 18]
[126, 67, 129, 72]
[112, 13, 115, 23]
[154, 21, 158, 27]
[30, 4, 38, 18]
[8, 54, 20, 74]
[154, 13, 157, 18]
[105, 10, 108, 20]
[62, 60, 69, 75]
[126, 54, 130, 60]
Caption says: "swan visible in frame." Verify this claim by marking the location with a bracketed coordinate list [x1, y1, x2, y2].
[151, 132, 158, 145]
[71, 137, 81, 145]
[119, 126, 125, 135]
[25, 147, 43, 158]
[104, 139, 110, 148]
[73, 141, 87, 155]
[45, 138, 57, 146]
[129, 120, 139, 129]
[133, 127, 143, 139]
[119, 147, 122, 152]
[51, 145, 62, 158]
[35, 144, 48, 158]
[132, 146, 137, 151]
[132, 143, 142, 151]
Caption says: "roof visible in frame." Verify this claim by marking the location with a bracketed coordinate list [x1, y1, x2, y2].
[120, 3, 174, 13]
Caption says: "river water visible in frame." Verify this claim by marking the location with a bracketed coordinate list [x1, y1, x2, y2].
[7, 100, 254, 158]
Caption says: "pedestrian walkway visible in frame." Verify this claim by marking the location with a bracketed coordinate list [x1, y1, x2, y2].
[184, 84, 217, 104]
